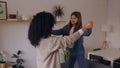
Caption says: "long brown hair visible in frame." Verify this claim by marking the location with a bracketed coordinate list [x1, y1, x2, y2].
[66, 11, 82, 35]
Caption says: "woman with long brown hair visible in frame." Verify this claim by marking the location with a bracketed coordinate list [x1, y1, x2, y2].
[52, 11, 93, 68]
[28, 11, 93, 68]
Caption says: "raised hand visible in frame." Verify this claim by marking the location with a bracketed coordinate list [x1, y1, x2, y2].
[82, 21, 93, 31]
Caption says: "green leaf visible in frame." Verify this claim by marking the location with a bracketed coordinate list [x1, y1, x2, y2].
[17, 50, 22, 55]
[0, 10, 4, 14]
[16, 59, 24, 64]
[0, 4, 4, 14]
[12, 54, 19, 58]
[63, 49, 70, 62]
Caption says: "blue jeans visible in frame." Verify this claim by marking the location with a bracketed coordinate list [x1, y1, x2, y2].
[69, 53, 86, 68]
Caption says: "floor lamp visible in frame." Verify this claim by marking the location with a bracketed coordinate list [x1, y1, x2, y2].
[101, 24, 111, 49]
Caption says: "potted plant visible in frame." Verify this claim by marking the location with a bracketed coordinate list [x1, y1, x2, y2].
[11, 50, 24, 68]
[0, 51, 6, 68]
[53, 5, 64, 21]
[61, 49, 70, 68]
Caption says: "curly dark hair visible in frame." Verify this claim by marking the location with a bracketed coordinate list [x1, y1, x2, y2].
[28, 11, 55, 47]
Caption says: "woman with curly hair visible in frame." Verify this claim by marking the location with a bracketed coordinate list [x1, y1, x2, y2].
[28, 11, 93, 68]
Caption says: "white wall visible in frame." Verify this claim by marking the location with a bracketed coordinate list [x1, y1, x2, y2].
[107, 0, 120, 48]
[0, 23, 36, 68]
[0, 0, 108, 68]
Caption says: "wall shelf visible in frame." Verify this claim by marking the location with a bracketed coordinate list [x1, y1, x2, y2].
[0, 20, 66, 23]
[0, 20, 31, 23]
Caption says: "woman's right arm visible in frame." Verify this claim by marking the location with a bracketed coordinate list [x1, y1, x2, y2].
[50, 21, 93, 52]
[51, 25, 67, 35]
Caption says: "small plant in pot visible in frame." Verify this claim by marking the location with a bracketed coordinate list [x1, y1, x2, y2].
[12, 50, 24, 68]
[53, 5, 64, 21]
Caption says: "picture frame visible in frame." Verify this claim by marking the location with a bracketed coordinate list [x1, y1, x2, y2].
[0, 1, 7, 20]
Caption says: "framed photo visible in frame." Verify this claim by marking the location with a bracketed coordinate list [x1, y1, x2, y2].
[0, 1, 7, 20]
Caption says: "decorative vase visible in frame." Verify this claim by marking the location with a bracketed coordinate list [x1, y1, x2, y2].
[56, 16, 61, 21]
